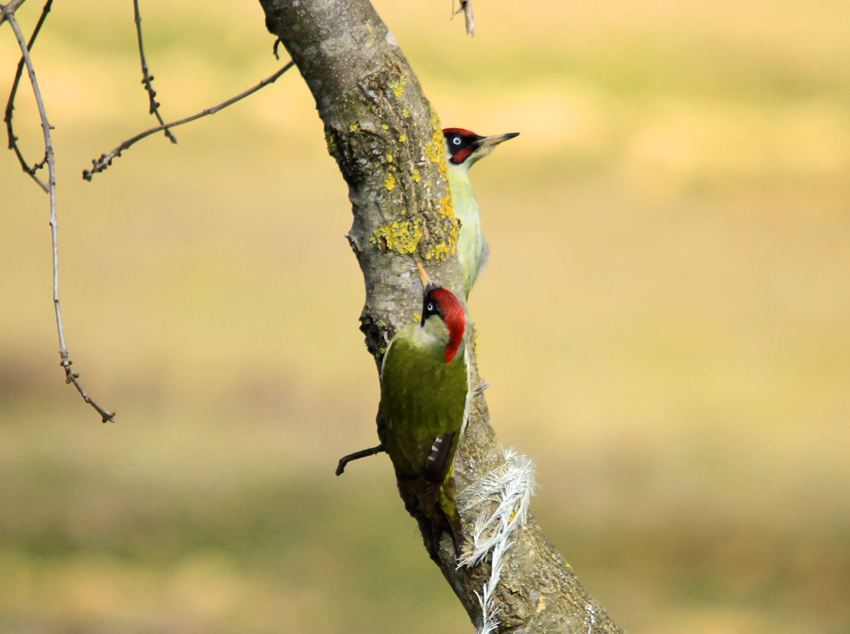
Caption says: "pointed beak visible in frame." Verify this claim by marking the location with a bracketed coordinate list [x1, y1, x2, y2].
[475, 131, 520, 150]
[466, 132, 519, 166]
[416, 261, 436, 292]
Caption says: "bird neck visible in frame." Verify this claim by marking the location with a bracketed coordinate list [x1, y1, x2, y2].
[447, 162, 478, 217]
[410, 316, 465, 365]
[447, 160, 472, 191]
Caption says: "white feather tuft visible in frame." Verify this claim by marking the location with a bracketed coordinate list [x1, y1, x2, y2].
[456, 448, 537, 634]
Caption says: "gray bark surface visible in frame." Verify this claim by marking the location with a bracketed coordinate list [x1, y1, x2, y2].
[258, 1, 626, 632]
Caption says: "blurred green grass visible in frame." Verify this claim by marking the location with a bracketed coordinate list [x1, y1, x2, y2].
[1, 0, 849, 632]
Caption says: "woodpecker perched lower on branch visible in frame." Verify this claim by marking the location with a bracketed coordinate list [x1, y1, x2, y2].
[380, 262, 472, 554]
[443, 128, 519, 297]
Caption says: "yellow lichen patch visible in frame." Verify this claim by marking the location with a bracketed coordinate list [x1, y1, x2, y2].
[382, 124, 389, 130]
[349, 123, 358, 132]
[371, 220, 422, 255]
[447, 218, 460, 250]
[412, 169, 421, 183]
[424, 220, 459, 260]
[439, 193, 455, 218]
[390, 75, 408, 97]
[402, 107, 410, 118]
[413, 313, 421, 322]
[383, 172, 396, 191]
[427, 243, 451, 260]
[424, 107, 448, 182]
[399, 134, 406, 143]
[387, 154, 393, 163]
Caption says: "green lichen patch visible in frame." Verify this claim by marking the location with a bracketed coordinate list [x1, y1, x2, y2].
[324, 130, 339, 161]
[371, 220, 422, 255]
[389, 75, 408, 97]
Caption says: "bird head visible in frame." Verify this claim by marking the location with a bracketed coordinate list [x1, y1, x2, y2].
[416, 262, 466, 364]
[443, 128, 519, 169]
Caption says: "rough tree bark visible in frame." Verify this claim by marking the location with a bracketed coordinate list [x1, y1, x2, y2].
[258, 1, 626, 632]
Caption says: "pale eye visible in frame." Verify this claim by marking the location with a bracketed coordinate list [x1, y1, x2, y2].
[427, 303, 434, 312]
[452, 137, 462, 146]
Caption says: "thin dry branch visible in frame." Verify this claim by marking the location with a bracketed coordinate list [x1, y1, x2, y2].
[83, 61, 294, 180]
[3, 2, 115, 423]
[3, 0, 53, 192]
[452, 0, 475, 37]
[335, 443, 386, 476]
[133, 0, 176, 143]
[0, 0, 27, 27]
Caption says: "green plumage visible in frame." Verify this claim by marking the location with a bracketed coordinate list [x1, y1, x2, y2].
[380, 316, 469, 528]
[443, 128, 518, 297]
[448, 165, 485, 298]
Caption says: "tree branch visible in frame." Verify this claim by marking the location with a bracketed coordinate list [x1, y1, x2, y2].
[0, 0, 26, 27]
[335, 443, 386, 476]
[2, 2, 115, 422]
[83, 62, 294, 180]
[259, 1, 624, 631]
[3, 0, 53, 192]
[453, 0, 476, 37]
[132, 0, 176, 143]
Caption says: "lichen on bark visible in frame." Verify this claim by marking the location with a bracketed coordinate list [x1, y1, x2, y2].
[259, 1, 626, 632]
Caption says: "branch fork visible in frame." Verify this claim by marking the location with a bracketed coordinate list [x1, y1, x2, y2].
[3, 0, 114, 422]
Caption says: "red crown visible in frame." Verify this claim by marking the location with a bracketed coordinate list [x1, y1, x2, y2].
[431, 288, 465, 364]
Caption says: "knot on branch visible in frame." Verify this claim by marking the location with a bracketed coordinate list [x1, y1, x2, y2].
[58, 355, 116, 423]
[359, 311, 393, 363]
[83, 152, 118, 181]
[31, 152, 48, 172]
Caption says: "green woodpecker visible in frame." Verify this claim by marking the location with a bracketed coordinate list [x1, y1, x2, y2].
[380, 263, 471, 552]
[444, 128, 519, 297]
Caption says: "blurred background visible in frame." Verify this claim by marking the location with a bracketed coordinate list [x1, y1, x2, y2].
[1, 0, 849, 632]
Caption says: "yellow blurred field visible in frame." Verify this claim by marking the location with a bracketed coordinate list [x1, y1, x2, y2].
[1, 1, 849, 633]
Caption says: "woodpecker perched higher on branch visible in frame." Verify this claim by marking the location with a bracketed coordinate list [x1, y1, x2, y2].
[444, 128, 519, 297]
[380, 263, 471, 554]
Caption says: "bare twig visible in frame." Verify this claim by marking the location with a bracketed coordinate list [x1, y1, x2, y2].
[3, 4, 115, 423]
[335, 443, 386, 476]
[83, 61, 294, 180]
[451, 0, 475, 37]
[133, 0, 176, 143]
[3, 0, 52, 192]
[0, 0, 27, 27]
